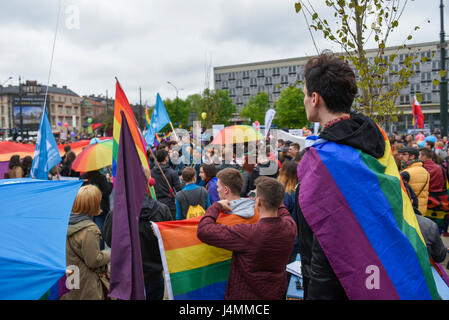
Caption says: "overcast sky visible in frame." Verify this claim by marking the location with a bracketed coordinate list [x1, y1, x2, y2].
[0, 0, 444, 105]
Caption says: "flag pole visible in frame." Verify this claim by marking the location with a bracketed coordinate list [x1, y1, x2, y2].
[148, 147, 177, 197]
[169, 121, 179, 141]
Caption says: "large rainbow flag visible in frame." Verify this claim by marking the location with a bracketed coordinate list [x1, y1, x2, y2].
[152, 210, 259, 299]
[112, 80, 156, 198]
[298, 126, 440, 299]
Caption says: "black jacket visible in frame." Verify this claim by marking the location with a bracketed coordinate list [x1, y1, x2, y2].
[151, 163, 182, 213]
[80, 171, 113, 217]
[103, 194, 173, 284]
[248, 160, 279, 192]
[299, 113, 384, 300]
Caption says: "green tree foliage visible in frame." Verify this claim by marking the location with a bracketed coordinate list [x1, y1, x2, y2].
[295, 0, 422, 125]
[163, 97, 190, 128]
[196, 89, 237, 128]
[239, 91, 270, 123]
[274, 86, 309, 129]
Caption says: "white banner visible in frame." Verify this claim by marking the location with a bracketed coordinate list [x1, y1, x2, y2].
[264, 109, 276, 137]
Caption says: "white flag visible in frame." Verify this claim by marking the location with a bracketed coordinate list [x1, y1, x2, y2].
[264, 109, 276, 137]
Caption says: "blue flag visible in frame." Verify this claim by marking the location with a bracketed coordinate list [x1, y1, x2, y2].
[144, 93, 171, 147]
[0, 178, 82, 299]
[31, 107, 62, 179]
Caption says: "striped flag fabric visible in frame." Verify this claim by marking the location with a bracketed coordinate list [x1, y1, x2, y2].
[152, 210, 259, 299]
[298, 125, 440, 299]
[112, 79, 156, 199]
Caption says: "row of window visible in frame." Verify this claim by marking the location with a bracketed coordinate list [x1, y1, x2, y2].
[399, 93, 433, 104]
[221, 74, 303, 89]
[217, 66, 303, 82]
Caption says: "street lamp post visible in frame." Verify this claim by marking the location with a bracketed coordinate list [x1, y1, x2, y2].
[440, 0, 448, 136]
[167, 81, 184, 126]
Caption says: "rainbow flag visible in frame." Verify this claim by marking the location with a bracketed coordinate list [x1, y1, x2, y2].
[298, 127, 440, 300]
[112, 80, 156, 199]
[152, 210, 259, 299]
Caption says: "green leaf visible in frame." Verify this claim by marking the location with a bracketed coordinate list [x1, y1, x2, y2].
[312, 12, 318, 20]
[433, 79, 440, 86]
[440, 69, 447, 78]
[295, 2, 302, 13]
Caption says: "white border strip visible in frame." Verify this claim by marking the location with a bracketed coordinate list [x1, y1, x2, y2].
[151, 222, 174, 300]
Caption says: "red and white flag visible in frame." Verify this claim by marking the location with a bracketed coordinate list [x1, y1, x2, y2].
[412, 96, 424, 129]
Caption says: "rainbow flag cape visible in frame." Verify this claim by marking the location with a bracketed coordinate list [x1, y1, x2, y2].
[298, 127, 440, 300]
[152, 210, 259, 299]
[112, 80, 156, 199]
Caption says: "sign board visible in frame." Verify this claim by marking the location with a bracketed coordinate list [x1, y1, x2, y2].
[289, 129, 303, 136]
[13, 96, 46, 132]
[407, 128, 431, 135]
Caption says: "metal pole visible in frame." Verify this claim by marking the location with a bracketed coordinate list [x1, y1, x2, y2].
[440, 0, 448, 136]
[19, 76, 23, 140]
[139, 87, 143, 130]
[167, 81, 179, 126]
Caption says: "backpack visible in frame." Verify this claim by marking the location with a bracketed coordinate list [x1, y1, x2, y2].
[177, 187, 208, 219]
[185, 204, 206, 219]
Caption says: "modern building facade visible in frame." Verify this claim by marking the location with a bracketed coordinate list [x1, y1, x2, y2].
[0, 80, 81, 139]
[214, 41, 447, 133]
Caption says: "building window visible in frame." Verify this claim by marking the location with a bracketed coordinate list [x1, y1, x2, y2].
[250, 78, 257, 87]
[399, 95, 410, 105]
[422, 93, 432, 103]
[258, 86, 265, 93]
[421, 72, 431, 83]
[243, 87, 250, 96]
[229, 88, 235, 97]
[242, 71, 249, 79]
[215, 74, 221, 82]
[222, 81, 229, 90]
[281, 75, 288, 84]
[289, 66, 296, 75]
[432, 60, 441, 71]
[297, 73, 303, 82]
[236, 80, 243, 88]
[433, 83, 440, 92]
[229, 72, 235, 80]
[273, 67, 280, 76]
[265, 77, 272, 86]
[410, 83, 421, 94]
[257, 70, 264, 78]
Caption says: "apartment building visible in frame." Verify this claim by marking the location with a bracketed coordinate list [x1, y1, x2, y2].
[214, 41, 446, 133]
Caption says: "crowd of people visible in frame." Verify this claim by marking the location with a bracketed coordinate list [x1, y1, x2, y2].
[5, 51, 449, 300]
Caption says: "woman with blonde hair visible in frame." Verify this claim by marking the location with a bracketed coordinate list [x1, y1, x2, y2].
[60, 185, 111, 300]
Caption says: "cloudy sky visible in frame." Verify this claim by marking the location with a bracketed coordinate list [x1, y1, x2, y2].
[0, 0, 444, 105]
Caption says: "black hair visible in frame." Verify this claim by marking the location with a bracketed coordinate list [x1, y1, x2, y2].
[156, 149, 169, 163]
[304, 51, 357, 114]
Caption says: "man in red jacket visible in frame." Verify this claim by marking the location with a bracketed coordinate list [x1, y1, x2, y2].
[197, 169, 297, 300]
[419, 147, 445, 192]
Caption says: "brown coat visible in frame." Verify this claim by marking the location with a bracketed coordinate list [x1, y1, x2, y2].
[60, 219, 110, 300]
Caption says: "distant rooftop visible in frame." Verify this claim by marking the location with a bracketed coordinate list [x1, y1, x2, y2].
[0, 81, 79, 97]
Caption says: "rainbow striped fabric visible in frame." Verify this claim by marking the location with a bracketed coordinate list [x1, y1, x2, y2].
[152, 211, 259, 299]
[298, 127, 440, 300]
[112, 80, 156, 198]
